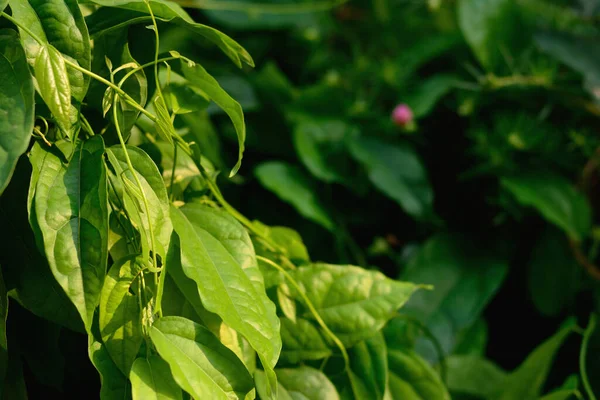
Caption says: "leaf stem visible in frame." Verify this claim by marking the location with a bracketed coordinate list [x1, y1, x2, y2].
[580, 314, 597, 400]
[169, 141, 178, 201]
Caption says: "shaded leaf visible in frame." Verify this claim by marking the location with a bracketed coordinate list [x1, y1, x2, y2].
[89, 336, 132, 400]
[130, 355, 183, 400]
[501, 172, 591, 241]
[32, 136, 108, 332]
[347, 136, 433, 219]
[280, 317, 332, 364]
[405, 74, 458, 118]
[446, 355, 507, 399]
[0, 29, 35, 195]
[255, 161, 334, 230]
[258, 367, 340, 400]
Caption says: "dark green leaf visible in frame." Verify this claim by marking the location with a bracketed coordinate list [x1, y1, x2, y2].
[345, 332, 388, 400]
[9, 0, 91, 101]
[89, 336, 132, 400]
[387, 347, 450, 400]
[170, 205, 281, 398]
[180, 60, 245, 176]
[292, 118, 356, 185]
[458, 0, 519, 70]
[149, 316, 254, 400]
[130, 355, 183, 400]
[288, 263, 420, 347]
[405, 74, 459, 118]
[255, 161, 334, 231]
[31, 136, 108, 332]
[399, 234, 508, 361]
[528, 227, 581, 316]
[446, 355, 507, 399]
[500, 322, 575, 400]
[99, 256, 145, 376]
[85, 0, 254, 68]
[501, 172, 591, 241]
[347, 136, 433, 219]
[0, 29, 35, 195]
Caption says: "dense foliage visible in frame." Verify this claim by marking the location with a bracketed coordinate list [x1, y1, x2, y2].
[0, 0, 598, 398]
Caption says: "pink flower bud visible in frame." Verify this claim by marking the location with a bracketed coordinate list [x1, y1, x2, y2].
[391, 104, 413, 127]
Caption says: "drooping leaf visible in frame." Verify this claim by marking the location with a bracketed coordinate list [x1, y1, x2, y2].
[180, 60, 245, 176]
[528, 227, 581, 316]
[446, 355, 507, 399]
[106, 146, 172, 265]
[280, 317, 332, 364]
[89, 336, 132, 400]
[288, 263, 420, 347]
[149, 316, 254, 400]
[347, 136, 433, 219]
[99, 256, 145, 376]
[0, 29, 35, 195]
[130, 355, 183, 400]
[31, 136, 108, 332]
[170, 205, 281, 398]
[457, 0, 519, 70]
[386, 347, 450, 400]
[453, 318, 488, 356]
[344, 332, 388, 400]
[255, 161, 334, 231]
[33, 44, 72, 133]
[292, 118, 356, 185]
[501, 172, 591, 241]
[84, 0, 254, 68]
[399, 234, 508, 361]
[9, 0, 91, 101]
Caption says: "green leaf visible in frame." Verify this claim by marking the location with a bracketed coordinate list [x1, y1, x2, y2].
[528, 227, 581, 316]
[170, 205, 281, 398]
[288, 263, 420, 347]
[345, 332, 388, 400]
[446, 355, 507, 399]
[149, 316, 254, 400]
[292, 118, 356, 185]
[9, 0, 91, 102]
[257, 367, 340, 400]
[0, 1, 6, 13]
[535, 31, 600, 98]
[457, 0, 519, 70]
[501, 172, 591, 241]
[180, 60, 245, 176]
[0, 29, 35, 195]
[33, 44, 72, 133]
[89, 336, 132, 400]
[252, 221, 310, 265]
[399, 234, 508, 361]
[130, 355, 183, 400]
[405, 74, 458, 118]
[453, 318, 488, 356]
[85, 0, 254, 68]
[347, 136, 433, 219]
[500, 322, 575, 400]
[31, 136, 109, 332]
[153, 96, 175, 144]
[0, 154, 83, 332]
[386, 347, 450, 400]
[255, 161, 334, 231]
[280, 317, 332, 364]
[106, 146, 172, 265]
[99, 256, 145, 376]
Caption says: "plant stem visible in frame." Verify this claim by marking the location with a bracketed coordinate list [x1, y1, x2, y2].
[580, 314, 597, 400]
[169, 141, 178, 201]
[256, 255, 350, 371]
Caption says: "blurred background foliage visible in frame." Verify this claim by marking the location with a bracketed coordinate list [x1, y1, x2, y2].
[124, 0, 600, 397]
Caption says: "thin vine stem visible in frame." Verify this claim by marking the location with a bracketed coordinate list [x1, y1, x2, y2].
[169, 141, 178, 201]
[580, 314, 597, 400]
[256, 256, 350, 370]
